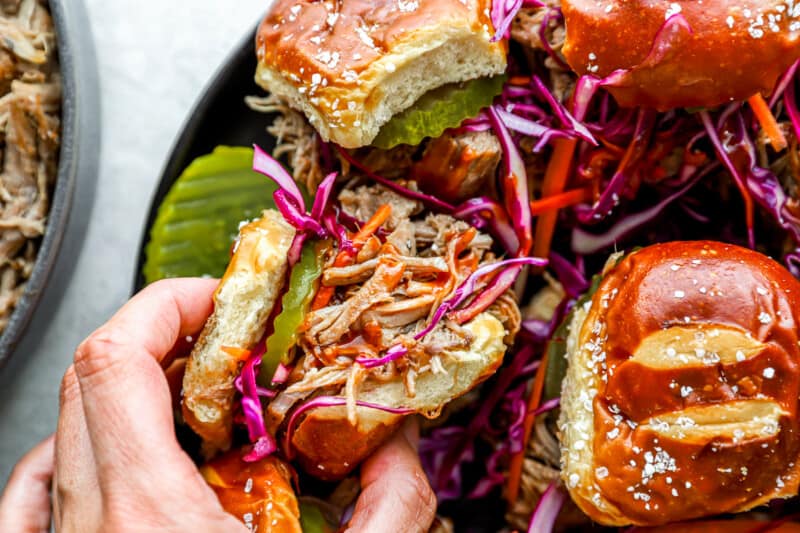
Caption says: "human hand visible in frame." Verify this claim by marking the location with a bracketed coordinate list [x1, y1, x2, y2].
[0, 278, 436, 532]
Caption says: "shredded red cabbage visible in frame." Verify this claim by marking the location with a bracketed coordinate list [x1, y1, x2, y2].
[488, 105, 533, 255]
[310, 172, 338, 220]
[527, 482, 566, 533]
[548, 251, 588, 298]
[235, 342, 270, 447]
[453, 196, 520, 254]
[571, 163, 712, 254]
[243, 434, 278, 463]
[253, 144, 306, 211]
[356, 257, 547, 368]
[574, 108, 656, 224]
[274, 189, 326, 237]
[530, 76, 597, 145]
[490, 0, 524, 42]
[495, 107, 573, 152]
[537, 8, 570, 71]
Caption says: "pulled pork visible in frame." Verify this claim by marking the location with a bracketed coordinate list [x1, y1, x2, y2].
[0, 0, 60, 332]
[246, 93, 326, 193]
[269, 184, 520, 427]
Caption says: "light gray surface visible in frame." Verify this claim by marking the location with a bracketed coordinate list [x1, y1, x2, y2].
[0, 0, 266, 484]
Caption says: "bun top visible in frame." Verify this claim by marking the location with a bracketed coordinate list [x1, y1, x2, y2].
[202, 451, 301, 531]
[563, 241, 800, 525]
[255, 0, 506, 147]
[562, 0, 800, 110]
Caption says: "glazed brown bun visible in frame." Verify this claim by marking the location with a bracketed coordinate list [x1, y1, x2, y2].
[255, 0, 507, 148]
[559, 241, 800, 526]
[201, 449, 301, 532]
[562, 0, 800, 110]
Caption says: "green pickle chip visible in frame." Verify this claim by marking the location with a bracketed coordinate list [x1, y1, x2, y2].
[258, 241, 323, 387]
[143, 146, 277, 284]
[372, 75, 506, 149]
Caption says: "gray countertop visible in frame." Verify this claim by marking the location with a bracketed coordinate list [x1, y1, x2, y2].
[0, 0, 266, 484]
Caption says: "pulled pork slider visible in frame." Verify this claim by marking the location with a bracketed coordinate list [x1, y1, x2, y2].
[182, 173, 521, 480]
[255, 0, 507, 148]
[559, 241, 800, 526]
[561, 0, 800, 110]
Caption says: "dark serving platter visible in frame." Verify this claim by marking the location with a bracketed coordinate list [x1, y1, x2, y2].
[132, 21, 506, 532]
[133, 25, 275, 292]
[0, 0, 99, 368]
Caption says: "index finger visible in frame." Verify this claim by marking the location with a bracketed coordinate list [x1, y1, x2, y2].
[72, 278, 218, 488]
[347, 418, 436, 533]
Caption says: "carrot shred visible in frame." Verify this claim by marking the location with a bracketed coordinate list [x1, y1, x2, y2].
[221, 346, 251, 361]
[532, 138, 578, 260]
[749, 93, 788, 152]
[509, 75, 531, 86]
[353, 204, 392, 248]
[530, 187, 591, 216]
[311, 204, 392, 310]
[505, 351, 549, 505]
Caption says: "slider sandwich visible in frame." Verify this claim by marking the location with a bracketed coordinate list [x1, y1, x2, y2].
[517, 241, 800, 528]
[181, 166, 529, 477]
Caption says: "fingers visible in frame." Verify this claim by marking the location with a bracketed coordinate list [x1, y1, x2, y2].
[0, 435, 55, 533]
[347, 417, 436, 533]
[71, 279, 217, 491]
[53, 366, 101, 531]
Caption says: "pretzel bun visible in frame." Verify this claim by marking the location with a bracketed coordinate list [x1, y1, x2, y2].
[201, 450, 301, 532]
[559, 241, 800, 526]
[562, 0, 800, 110]
[182, 210, 295, 456]
[290, 311, 506, 480]
[255, 0, 506, 148]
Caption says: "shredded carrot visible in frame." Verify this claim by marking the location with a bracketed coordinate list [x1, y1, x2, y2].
[509, 75, 531, 86]
[352, 204, 392, 248]
[505, 351, 549, 505]
[748, 93, 788, 152]
[221, 346, 251, 361]
[311, 204, 392, 310]
[532, 138, 578, 260]
[530, 187, 591, 216]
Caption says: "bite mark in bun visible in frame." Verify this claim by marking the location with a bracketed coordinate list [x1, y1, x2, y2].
[255, 0, 507, 147]
[559, 241, 800, 526]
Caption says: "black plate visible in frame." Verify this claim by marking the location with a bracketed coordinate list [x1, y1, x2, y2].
[0, 0, 99, 368]
[133, 26, 276, 292]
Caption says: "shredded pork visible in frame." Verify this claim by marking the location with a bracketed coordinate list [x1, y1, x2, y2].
[246, 93, 326, 192]
[0, 0, 60, 333]
[268, 183, 520, 427]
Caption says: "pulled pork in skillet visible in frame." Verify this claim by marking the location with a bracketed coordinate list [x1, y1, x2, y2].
[0, 0, 60, 332]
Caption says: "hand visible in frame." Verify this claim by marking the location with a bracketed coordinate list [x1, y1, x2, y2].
[348, 417, 437, 533]
[0, 279, 436, 532]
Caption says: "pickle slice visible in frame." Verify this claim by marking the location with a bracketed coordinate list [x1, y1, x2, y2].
[372, 75, 506, 149]
[143, 146, 277, 284]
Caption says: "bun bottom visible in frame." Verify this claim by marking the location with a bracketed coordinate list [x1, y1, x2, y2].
[290, 312, 508, 479]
